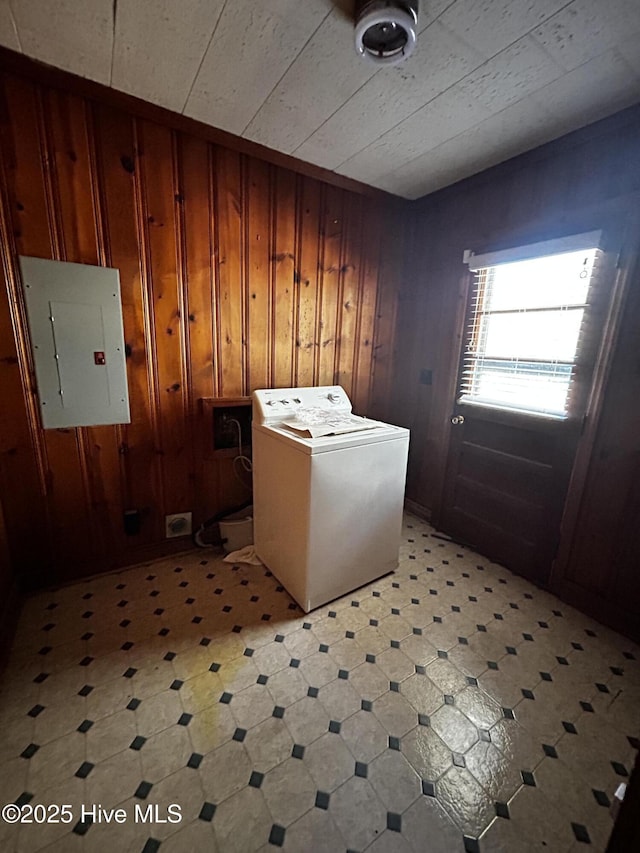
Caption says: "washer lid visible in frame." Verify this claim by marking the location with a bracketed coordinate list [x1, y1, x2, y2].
[253, 420, 409, 454]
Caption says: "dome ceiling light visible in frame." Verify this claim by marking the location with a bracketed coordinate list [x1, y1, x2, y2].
[354, 0, 419, 66]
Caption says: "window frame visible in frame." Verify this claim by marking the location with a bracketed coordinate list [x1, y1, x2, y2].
[458, 231, 605, 421]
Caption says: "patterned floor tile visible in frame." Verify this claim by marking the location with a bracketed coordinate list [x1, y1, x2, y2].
[1, 514, 637, 851]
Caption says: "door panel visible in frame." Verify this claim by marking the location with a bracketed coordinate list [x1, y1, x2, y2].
[437, 405, 577, 584]
[455, 476, 544, 541]
[459, 441, 552, 503]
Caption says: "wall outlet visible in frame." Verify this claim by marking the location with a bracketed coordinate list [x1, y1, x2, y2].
[165, 512, 192, 538]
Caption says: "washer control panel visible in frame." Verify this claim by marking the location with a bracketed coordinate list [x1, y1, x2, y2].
[252, 386, 352, 424]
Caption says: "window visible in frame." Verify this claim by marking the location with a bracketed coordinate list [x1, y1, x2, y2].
[460, 233, 602, 418]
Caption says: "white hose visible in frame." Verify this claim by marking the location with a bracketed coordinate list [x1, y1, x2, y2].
[229, 418, 252, 487]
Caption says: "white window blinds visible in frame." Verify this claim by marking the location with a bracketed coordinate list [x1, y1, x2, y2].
[460, 233, 603, 418]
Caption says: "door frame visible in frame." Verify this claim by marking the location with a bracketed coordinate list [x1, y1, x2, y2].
[432, 202, 637, 589]
[548, 207, 640, 615]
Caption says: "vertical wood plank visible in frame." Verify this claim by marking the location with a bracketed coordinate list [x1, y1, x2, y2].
[369, 204, 404, 420]
[94, 103, 163, 546]
[295, 178, 322, 387]
[271, 167, 297, 389]
[181, 134, 216, 404]
[334, 194, 363, 401]
[246, 157, 272, 393]
[172, 132, 197, 518]
[316, 185, 344, 387]
[214, 147, 245, 397]
[352, 198, 382, 414]
[180, 132, 216, 523]
[138, 119, 192, 516]
[85, 101, 137, 565]
[44, 89, 100, 265]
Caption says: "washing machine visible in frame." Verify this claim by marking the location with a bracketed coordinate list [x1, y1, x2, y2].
[252, 386, 409, 612]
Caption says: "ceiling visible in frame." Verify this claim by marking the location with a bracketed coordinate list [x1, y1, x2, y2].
[1, 0, 639, 199]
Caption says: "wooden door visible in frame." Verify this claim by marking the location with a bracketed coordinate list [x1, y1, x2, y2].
[436, 405, 579, 584]
[434, 233, 620, 586]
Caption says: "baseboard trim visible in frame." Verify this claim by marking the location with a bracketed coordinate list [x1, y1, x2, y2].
[404, 499, 431, 521]
[551, 577, 640, 644]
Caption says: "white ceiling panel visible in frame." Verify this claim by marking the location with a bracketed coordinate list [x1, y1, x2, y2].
[294, 20, 485, 170]
[414, 0, 460, 27]
[10, 0, 113, 84]
[1, 0, 639, 198]
[618, 34, 640, 78]
[335, 84, 491, 185]
[334, 30, 564, 186]
[382, 46, 640, 199]
[531, 0, 640, 72]
[243, 9, 378, 154]
[439, 0, 569, 60]
[455, 36, 563, 115]
[527, 50, 640, 136]
[185, 0, 333, 136]
[111, 0, 226, 113]
[379, 94, 558, 198]
[0, 2, 20, 52]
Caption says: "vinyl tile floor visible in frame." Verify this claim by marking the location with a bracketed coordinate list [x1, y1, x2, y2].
[1, 513, 639, 853]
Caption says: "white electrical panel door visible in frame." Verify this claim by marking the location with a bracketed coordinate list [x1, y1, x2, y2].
[19, 256, 130, 428]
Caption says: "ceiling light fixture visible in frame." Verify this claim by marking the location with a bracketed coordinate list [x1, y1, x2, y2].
[354, 0, 419, 66]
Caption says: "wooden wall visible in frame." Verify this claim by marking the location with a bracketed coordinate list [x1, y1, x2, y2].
[0, 493, 19, 658]
[394, 105, 640, 516]
[0, 69, 406, 589]
[551, 231, 640, 640]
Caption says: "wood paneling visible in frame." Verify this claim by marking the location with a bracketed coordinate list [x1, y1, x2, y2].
[551, 225, 640, 640]
[0, 494, 12, 599]
[271, 169, 297, 390]
[296, 178, 322, 389]
[0, 69, 405, 588]
[0, 76, 51, 587]
[0, 46, 391, 203]
[0, 492, 20, 660]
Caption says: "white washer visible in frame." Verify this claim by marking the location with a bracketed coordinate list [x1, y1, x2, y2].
[252, 386, 410, 612]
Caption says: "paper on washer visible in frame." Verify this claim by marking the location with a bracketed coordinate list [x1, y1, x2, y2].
[282, 408, 385, 438]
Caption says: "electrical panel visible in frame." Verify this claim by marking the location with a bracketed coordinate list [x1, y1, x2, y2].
[19, 256, 131, 429]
